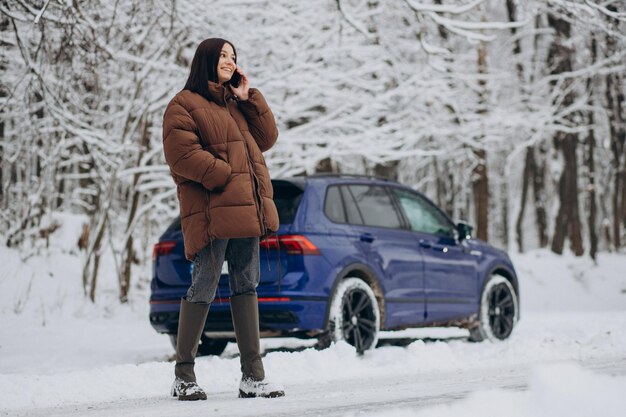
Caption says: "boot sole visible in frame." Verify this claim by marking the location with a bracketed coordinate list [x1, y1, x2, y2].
[172, 388, 207, 401]
[239, 389, 285, 399]
[177, 395, 207, 401]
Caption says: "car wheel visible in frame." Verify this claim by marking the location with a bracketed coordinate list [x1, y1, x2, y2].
[469, 275, 519, 342]
[169, 334, 228, 356]
[321, 277, 381, 354]
[198, 335, 228, 356]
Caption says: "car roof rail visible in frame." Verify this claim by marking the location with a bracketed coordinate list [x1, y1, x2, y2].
[303, 173, 394, 182]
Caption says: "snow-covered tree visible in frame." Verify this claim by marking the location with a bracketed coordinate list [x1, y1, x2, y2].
[1, 0, 624, 302]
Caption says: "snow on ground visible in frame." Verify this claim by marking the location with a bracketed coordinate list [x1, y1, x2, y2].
[1, 213, 625, 415]
[354, 363, 626, 417]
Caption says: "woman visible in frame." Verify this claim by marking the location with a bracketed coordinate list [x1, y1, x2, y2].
[162, 38, 284, 400]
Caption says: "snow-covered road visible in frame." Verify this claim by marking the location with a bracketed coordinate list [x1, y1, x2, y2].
[3, 310, 626, 417]
[9, 355, 626, 417]
[1, 246, 625, 416]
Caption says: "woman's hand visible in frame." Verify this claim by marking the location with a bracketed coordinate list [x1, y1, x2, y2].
[230, 66, 250, 101]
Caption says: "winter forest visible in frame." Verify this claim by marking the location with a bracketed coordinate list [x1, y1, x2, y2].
[1, 0, 625, 303]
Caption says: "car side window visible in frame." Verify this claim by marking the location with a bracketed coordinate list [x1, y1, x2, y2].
[324, 185, 346, 223]
[340, 186, 363, 225]
[393, 188, 454, 237]
[348, 185, 402, 229]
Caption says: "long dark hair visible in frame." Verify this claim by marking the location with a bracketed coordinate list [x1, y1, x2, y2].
[183, 38, 239, 100]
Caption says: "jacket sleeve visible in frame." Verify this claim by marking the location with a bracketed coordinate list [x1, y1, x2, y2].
[162, 100, 231, 190]
[237, 88, 279, 152]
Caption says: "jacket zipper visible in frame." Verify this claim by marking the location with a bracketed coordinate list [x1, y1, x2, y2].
[226, 98, 266, 236]
[225, 93, 277, 290]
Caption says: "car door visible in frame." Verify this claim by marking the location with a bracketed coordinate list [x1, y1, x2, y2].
[390, 187, 478, 323]
[341, 184, 426, 329]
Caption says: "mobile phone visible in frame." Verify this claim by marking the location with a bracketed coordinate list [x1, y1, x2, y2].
[229, 70, 242, 88]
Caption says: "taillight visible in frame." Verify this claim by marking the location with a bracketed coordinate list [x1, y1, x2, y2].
[152, 241, 176, 260]
[260, 235, 320, 255]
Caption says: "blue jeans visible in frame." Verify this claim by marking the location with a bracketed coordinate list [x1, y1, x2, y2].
[186, 236, 260, 303]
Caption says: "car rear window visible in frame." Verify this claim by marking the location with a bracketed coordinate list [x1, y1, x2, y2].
[164, 217, 181, 233]
[164, 180, 304, 231]
[273, 180, 304, 224]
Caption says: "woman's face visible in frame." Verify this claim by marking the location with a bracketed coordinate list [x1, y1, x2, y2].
[217, 43, 236, 84]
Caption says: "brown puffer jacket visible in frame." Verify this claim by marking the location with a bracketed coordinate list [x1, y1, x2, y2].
[162, 81, 279, 261]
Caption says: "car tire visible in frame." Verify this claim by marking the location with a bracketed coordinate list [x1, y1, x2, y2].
[319, 277, 381, 354]
[469, 275, 519, 342]
[169, 334, 229, 356]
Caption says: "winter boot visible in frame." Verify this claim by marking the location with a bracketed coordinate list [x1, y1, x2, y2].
[231, 294, 285, 398]
[238, 378, 286, 399]
[171, 378, 207, 401]
[171, 298, 210, 401]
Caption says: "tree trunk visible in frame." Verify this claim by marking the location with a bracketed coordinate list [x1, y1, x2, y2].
[506, 0, 523, 80]
[119, 117, 151, 303]
[83, 208, 108, 301]
[315, 157, 337, 174]
[442, 160, 455, 219]
[120, 235, 134, 303]
[515, 148, 533, 252]
[56, 175, 65, 209]
[551, 136, 584, 256]
[606, 66, 625, 251]
[531, 145, 549, 247]
[434, 157, 443, 209]
[547, 13, 584, 256]
[373, 161, 398, 181]
[528, 14, 549, 248]
[89, 252, 101, 303]
[500, 178, 509, 250]
[586, 36, 598, 261]
[0, 101, 4, 205]
[604, 0, 626, 251]
[473, 148, 489, 241]
[586, 120, 598, 260]
[473, 35, 489, 242]
[0, 14, 7, 205]
[507, 0, 531, 252]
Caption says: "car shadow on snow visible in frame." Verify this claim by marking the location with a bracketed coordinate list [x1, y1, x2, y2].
[376, 335, 469, 348]
[159, 333, 471, 362]
[256, 334, 470, 357]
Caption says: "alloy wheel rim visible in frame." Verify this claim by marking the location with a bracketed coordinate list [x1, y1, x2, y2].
[341, 288, 377, 353]
[487, 283, 515, 339]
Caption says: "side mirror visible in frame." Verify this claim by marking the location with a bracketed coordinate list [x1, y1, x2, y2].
[456, 222, 473, 240]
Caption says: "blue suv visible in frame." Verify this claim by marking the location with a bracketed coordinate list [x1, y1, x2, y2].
[150, 175, 519, 355]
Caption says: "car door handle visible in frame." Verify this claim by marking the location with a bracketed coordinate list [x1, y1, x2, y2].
[418, 239, 432, 249]
[360, 233, 375, 243]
